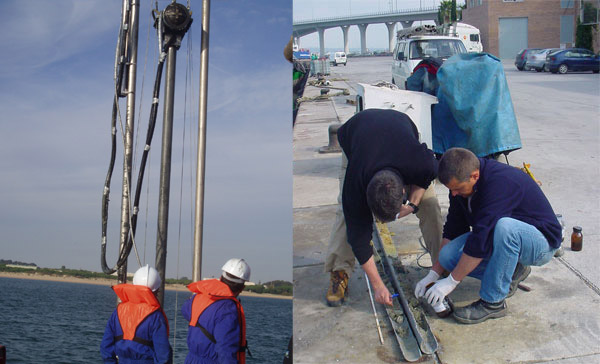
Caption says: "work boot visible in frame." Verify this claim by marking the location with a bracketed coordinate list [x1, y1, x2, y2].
[507, 263, 531, 298]
[326, 270, 348, 307]
[453, 299, 507, 324]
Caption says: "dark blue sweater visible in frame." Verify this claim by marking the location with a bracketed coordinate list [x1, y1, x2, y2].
[100, 309, 172, 364]
[181, 295, 241, 364]
[338, 109, 438, 265]
[443, 158, 561, 258]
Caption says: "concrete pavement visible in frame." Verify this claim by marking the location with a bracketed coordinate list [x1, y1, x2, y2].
[293, 56, 600, 363]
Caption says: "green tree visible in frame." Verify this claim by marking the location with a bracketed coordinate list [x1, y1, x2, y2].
[582, 1, 598, 24]
[451, 0, 457, 22]
[438, 0, 452, 24]
[576, 18, 593, 51]
[438, 0, 460, 24]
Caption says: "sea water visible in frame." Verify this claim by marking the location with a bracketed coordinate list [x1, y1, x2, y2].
[0, 277, 291, 363]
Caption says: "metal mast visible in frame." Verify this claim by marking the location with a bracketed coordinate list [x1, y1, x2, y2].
[192, 0, 210, 283]
[118, 0, 140, 285]
[154, 2, 193, 306]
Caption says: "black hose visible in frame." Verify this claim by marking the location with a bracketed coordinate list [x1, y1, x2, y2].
[101, 2, 167, 274]
[101, 1, 132, 275]
[100, 99, 119, 274]
[119, 59, 166, 268]
[101, 56, 165, 275]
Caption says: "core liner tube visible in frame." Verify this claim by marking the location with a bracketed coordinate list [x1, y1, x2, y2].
[372, 223, 436, 355]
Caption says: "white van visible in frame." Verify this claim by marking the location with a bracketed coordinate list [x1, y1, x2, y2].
[439, 22, 483, 53]
[333, 51, 347, 66]
[391, 33, 467, 89]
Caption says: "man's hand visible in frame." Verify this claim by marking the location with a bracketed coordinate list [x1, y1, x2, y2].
[414, 270, 440, 298]
[361, 257, 393, 306]
[424, 274, 460, 306]
[395, 204, 413, 220]
[374, 285, 393, 306]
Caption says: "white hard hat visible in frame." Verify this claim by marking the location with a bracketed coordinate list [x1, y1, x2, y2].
[221, 258, 251, 284]
[133, 265, 161, 292]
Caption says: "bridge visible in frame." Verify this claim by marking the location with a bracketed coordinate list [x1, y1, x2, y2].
[293, 7, 439, 56]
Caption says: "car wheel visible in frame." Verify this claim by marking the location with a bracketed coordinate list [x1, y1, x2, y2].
[517, 66, 524, 71]
[344, 63, 346, 66]
[558, 64, 568, 74]
[536, 68, 542, 72]
[392, 78, 396, 85]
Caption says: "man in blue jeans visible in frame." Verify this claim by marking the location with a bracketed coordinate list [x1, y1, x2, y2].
[414, 147, 561, 324]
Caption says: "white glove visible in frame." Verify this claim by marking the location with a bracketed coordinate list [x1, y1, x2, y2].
[424, 274, 460, 306]
[414, 270, 440, 298]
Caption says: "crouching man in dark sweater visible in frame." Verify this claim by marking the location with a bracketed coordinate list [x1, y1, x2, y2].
[416, 147, 561, 324]
[325, 109, 443, 307]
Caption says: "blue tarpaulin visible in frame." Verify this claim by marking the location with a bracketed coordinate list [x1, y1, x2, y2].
[410, 53, 522, 157]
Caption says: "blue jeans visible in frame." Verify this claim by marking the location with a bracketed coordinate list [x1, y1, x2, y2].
[438, 217, 556, 303]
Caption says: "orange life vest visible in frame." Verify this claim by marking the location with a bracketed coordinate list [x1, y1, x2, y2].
[113, 284, 169, 344]
[187, 279, 247, 364]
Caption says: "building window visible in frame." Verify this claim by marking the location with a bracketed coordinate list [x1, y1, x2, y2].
[479, 0, 482, 5]
[560, 0, 574, 8]
[503, 0, 524, 3]
[560, 15, 574, 44]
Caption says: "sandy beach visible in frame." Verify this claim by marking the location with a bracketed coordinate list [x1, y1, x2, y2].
[0, 272, 292, 300]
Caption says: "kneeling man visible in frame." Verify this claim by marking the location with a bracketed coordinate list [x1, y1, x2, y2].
[416, 147, 561, 324]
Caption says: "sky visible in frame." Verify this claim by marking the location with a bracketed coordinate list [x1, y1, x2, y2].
[0, 0, 292, 283]
[293, 0, 465, 51]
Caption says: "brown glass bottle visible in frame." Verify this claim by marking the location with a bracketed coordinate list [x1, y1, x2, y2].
[571, 226, 583, 251]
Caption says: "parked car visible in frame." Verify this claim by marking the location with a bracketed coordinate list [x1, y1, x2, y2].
[332, 51, 347, 66]
[515, 48, 541, 71]
[525, 48, 559, 72]
[392, 34, 466, 89]
[546, 48, 600, 74]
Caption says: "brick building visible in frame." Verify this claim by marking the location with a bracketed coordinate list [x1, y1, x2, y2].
[461, 0, 595, 59]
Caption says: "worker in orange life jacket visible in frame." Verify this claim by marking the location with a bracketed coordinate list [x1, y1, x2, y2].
[182, 258, 251, 364]
[100, 265, 172, 364]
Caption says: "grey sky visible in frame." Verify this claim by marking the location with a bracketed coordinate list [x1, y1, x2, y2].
[0, 0, 292, 283]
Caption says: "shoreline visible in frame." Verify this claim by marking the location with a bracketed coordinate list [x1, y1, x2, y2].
[0, 272, 292, 300]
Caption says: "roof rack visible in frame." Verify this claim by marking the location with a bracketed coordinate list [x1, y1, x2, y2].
[396, 24, 439, 39]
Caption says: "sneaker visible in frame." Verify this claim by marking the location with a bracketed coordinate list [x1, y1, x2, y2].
[453, 299, 507, 324]
[326, 270, 348, 307]
[507, 263, 531, 298]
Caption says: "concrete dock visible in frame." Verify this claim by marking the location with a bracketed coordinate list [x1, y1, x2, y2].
[293, 56, 600, 363]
